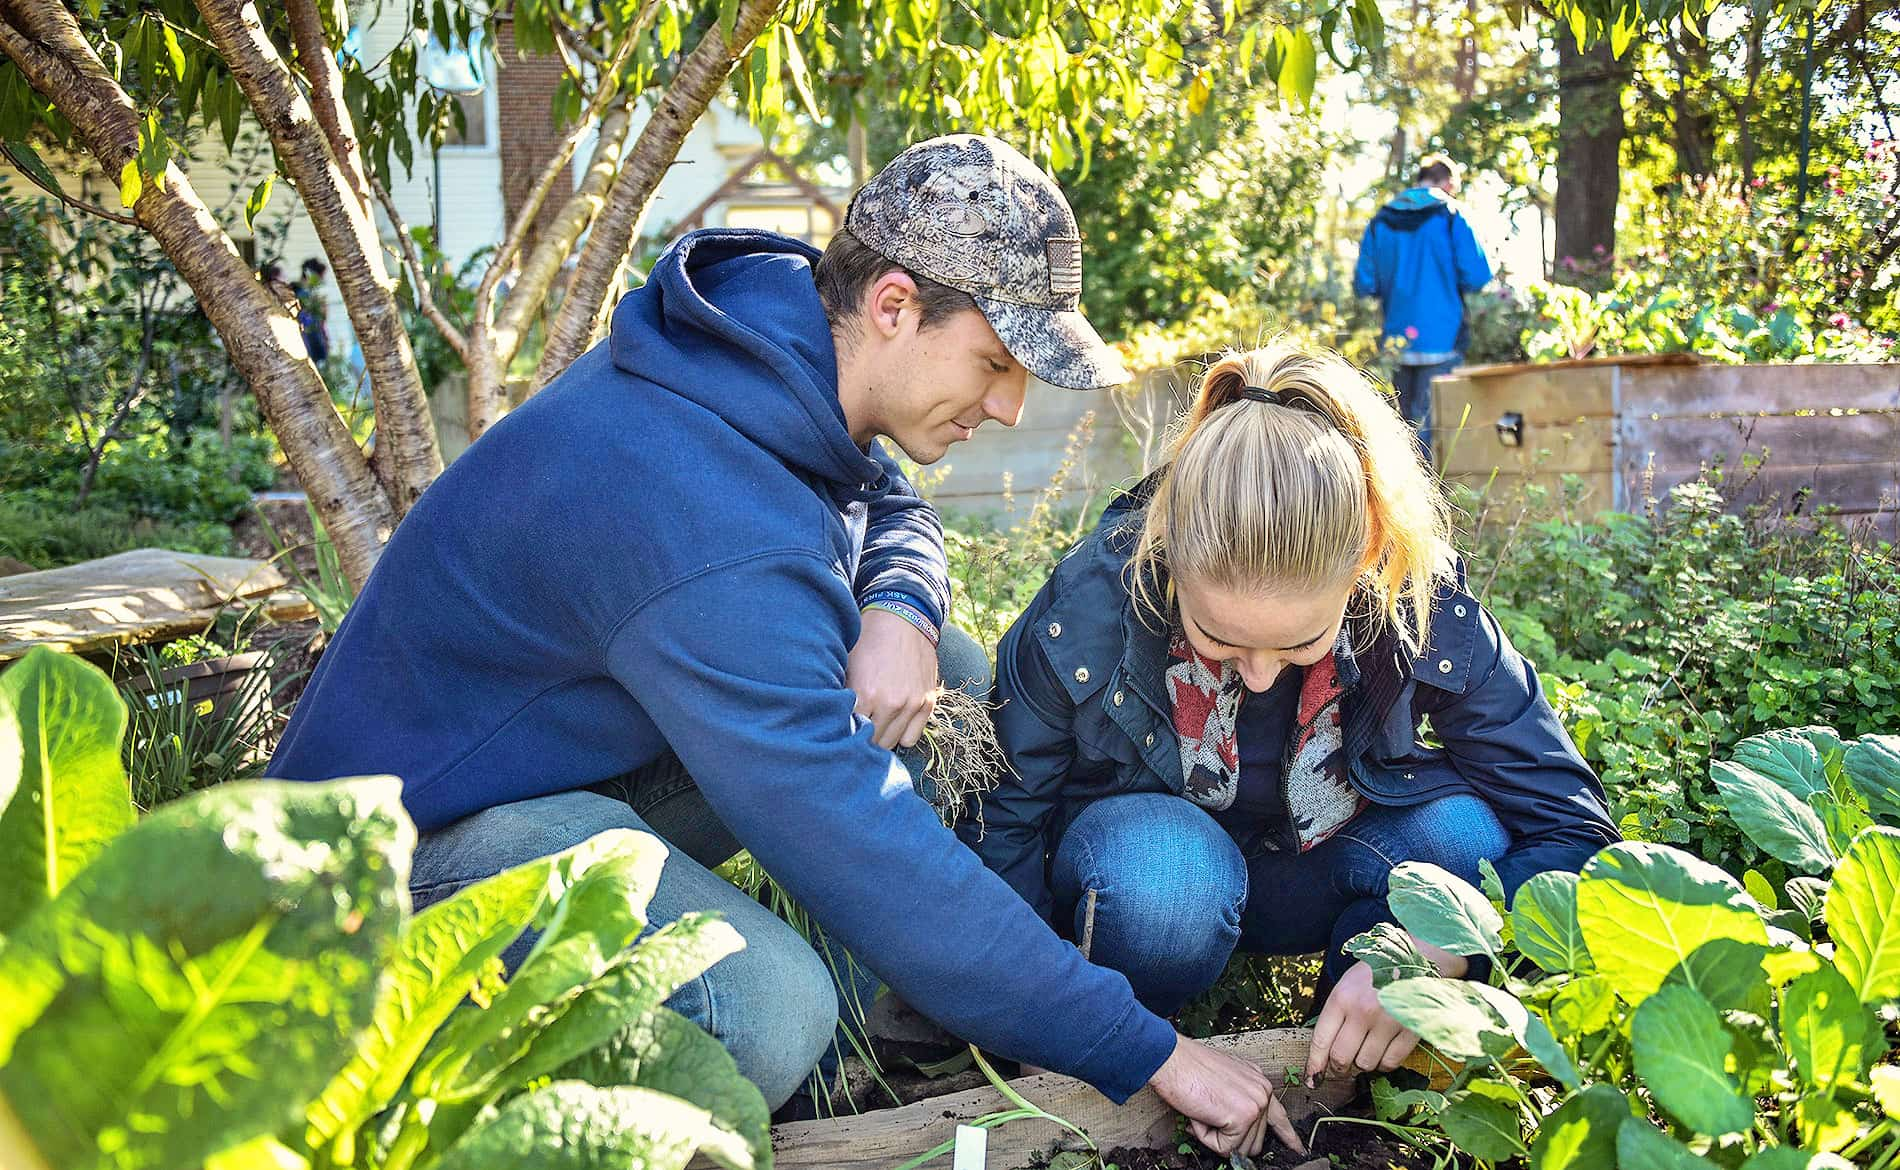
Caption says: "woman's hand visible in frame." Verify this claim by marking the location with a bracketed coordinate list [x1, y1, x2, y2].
[1305, 938, 1467, 1084]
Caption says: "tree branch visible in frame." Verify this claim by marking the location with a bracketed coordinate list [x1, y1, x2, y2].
[287, 0, 371, 218]
[194, 0, 442, 511]
[371, 172, 469, 363]
[535, 0, 786, 388]
[0, 141, 140, 224]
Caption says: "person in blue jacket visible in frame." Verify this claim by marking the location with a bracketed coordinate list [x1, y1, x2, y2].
[965, 340, 1616, 1088]
[1353, 154, 1493, 456]
[271, 135, 1298, 1156]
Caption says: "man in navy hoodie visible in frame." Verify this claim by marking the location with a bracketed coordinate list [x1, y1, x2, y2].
[272, 135, 1299, 1156]
[1353, 154, 1493, 456]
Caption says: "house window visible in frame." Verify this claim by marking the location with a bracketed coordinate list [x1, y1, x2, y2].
[444, 90, 488, 148]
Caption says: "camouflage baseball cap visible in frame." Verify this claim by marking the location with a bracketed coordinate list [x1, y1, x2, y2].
[844, 134, 1130, 390]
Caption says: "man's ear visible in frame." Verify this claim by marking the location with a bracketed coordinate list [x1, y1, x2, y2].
[863, 271, 919, 341]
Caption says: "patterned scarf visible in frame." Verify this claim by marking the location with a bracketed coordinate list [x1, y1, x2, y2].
[1165, 631, 1361, 851]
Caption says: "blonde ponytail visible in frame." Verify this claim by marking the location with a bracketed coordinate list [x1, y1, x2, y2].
[1129, 339, 1455, 653]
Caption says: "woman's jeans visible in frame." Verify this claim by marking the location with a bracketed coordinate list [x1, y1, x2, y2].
[1048, 791, 1509, 1018]
[407, 625, 991, 1110]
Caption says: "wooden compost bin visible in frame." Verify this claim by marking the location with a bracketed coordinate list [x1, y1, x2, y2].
[1433, 356, 1900, 538]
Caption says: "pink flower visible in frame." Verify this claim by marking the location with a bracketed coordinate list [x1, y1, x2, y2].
[1751, 177, 1767, 188]
[1404, 326, 1419, 339]
[1829, 313, 1851, 328]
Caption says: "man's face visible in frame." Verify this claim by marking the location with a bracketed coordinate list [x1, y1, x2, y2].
[876, 307, 1030, 465]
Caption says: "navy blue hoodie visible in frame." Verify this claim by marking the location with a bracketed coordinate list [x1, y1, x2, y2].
[272, 229, 1177, 1100]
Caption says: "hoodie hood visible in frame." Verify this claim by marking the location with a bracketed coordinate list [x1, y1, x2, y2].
[1375, 186, 1457, 232]
[609, 229, 886, 497]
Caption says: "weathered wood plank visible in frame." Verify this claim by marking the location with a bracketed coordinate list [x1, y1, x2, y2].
[1618, 362, 1900, 417]
[692, 1028, 1434, 1170]
[1619, 412, 1900, 479]
[0, 549, 312, 661]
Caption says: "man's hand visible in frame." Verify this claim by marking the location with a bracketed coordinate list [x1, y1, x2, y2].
[1307, 939, 1466, 1084]
[1149, 1034, 1306, 1158]
[847, 608, 940, 749]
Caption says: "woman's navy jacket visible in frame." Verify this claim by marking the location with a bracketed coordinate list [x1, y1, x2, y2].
[961, 483, 1619, 924]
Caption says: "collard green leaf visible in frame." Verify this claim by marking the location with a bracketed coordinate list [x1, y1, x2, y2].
[494, 913, 744, 1094]
[555, 1006, 770, 1170]
[1575, 843, 1767, 1005]
[1824, 826, 1900, 1002]
[1345, 922, 1434, 987]
[1743, 868, 1779, 910]
[1785, 876, 1829, 924]
[1438, 1082, 1526, 1162]
[306, 856, 553, 1146]
[1378, 977, 1527, 1063]
[0, 777, 408, 1170]
[1522, 1012, 1582, 1090]
[0, 682, 19, 834]
[1661, 938, 1770, 1013]
[1371, 1075, 1447, 1122]
[1616, 1119, 1713, 1170]
[1629, 985, 1752, 1136]
[432, 1081, 753, 1170]
[1511, 870, 1592, 975]
[1795, 1094, 1859, 1153]
[1528, 1084, 1628, 1170]
[1871, 1064, 1900, 1119]
[1731, 730, 1829, 801]
[1779, 965, 1883, 1091]
[1387, 861, 1503, 960]
[0, 647, 135, 933]
[1844, 735, 1900, 823]
[1711, 759, 1835, 873]
[1546, 973, 1617, 1037]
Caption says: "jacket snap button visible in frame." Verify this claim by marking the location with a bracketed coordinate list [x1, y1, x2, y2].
[1048, 622, 1062, 638]
[1074, 666, 1090, 684]
[1404, 771, 1415, 780]
[1454, 604, 1468, 618]
[1438, 659, 1454, 674]
[1113, 690, 1125, 706]
[1144, 732, 1155, 747]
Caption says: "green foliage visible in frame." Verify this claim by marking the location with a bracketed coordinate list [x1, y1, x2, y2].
[0, 651, 767, 1170]
[1523, 167, 1897, 363]
[1365, 729, 1900, 1168]
[1468, 475, 1900, 873]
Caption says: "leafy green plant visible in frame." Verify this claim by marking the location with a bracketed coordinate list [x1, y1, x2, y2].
[1355, 728, 1900, 1169]
[113, 641, 281, 809]
[0, 647, 769, 1170]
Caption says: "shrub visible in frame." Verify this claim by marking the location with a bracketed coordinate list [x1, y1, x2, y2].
[0, 647, 768, 1170]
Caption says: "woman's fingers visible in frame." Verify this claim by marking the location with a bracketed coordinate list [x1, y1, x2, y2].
[1377, 1027, 1421, 1072]
[1267, 1091, 1306, 1155]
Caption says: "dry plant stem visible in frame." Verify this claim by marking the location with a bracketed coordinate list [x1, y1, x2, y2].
[918, 686, 1008, 826]
[533, 0, 785, 390]
[0, 0, 393, 587]
[194, 0, 442, 513]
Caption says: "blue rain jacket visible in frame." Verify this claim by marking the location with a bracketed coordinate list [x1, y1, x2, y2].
[1353, 187, 1493, 362]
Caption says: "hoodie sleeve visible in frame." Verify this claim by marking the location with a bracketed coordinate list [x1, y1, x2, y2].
[958, 582, 1074, 922]
[854, 441, 952, 630]
[604, 550, 1176, 1101]
[1353, 220, 1382, 298]
[1452, 214, 1494, 294]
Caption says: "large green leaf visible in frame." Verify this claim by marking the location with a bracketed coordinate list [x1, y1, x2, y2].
[1825, 826, 1900, 1002]
[0, 777, 409, 1170]
[1629, 985, 1752, 1136]
[305, 856, 554, 1147]
[412, 830, 666, 1096]
[1521, 1012, 1581, 1090]
[1779, 965, 1882, 1092]
[0, 683, 20, 829]
[1546, 974, 1617, 1037]
[1345, 922, 1434, 987]
[1660, 938, 1770, 1013]
[1437, 1082, 1525, 1162]
[1574, 843, 1767, 1005]
[1844, 735, 1900, 823]
[1616, 1119, 1713, 1170]
[1731, 730, 1829, 802]
[556, 1006, 770, 1170]
[1711, 759, 1835, 873]
[1387, 861, 1503, 959]
[0, 648, 134, 933]
[1378, 977, 1527, 1063]
[493, 913, 744, 1094]
[1511, 871, 1593, 975]
[1528, 1084, 1628, 1170]
[431, 1081, 755, 1170]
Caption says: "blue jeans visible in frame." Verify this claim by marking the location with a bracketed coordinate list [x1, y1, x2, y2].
[1048, 792, 1509, 1017]
[408, 625, 992, 1110]
[1392, 358, 1458, 461]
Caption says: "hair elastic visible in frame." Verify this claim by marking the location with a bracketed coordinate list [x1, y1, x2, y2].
[1239, 383, 1329, 420]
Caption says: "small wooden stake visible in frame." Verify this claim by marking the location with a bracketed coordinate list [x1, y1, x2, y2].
[1079, 887, 1098, 960]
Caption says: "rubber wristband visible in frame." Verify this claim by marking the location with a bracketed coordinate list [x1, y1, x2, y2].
[862, 600, 940, 647]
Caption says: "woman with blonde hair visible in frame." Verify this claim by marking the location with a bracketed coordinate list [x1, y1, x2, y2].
[962, 340, 1615, 1091]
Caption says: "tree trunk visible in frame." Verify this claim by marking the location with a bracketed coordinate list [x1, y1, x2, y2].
[1553, 31, 1626, 288]
[534, 0, 786, 389]
[1668, 34, 1715, 178]
[0, 0, 394, 586]
[196, 0, 442, 513]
